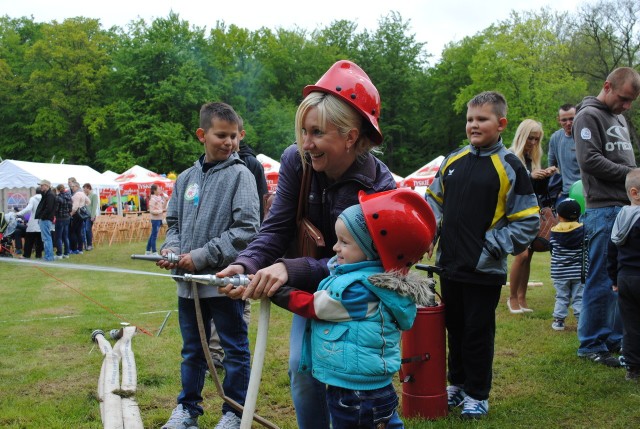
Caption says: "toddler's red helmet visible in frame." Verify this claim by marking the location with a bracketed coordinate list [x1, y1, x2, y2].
[303, 60, 383, 145]
[359, 189, 437, 274]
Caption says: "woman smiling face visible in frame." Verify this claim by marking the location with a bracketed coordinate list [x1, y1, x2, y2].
[300, 107, 358, 181]
[524, 131, 541, 155]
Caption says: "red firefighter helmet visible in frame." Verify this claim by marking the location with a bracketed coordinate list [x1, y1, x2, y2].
[359, 189, 437, 274]
[303, 60, 383, 145]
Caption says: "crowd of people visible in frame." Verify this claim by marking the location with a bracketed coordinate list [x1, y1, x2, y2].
[148, 62, 640, 429]
[5, 61, 637, 428]
[4, 177, 99, 260]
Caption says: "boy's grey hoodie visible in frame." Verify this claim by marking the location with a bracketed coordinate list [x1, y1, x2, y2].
[162, 153, 260, 299]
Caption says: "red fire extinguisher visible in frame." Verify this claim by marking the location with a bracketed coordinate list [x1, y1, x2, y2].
[400, 264, 448, 420]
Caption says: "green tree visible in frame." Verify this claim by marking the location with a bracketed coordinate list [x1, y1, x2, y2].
[351, 11, 430, 174]
[455, 10, 587, 147]
[0, 16, 43, 160]
[22, 18, 112, 165]
[95, 13, 213, 173]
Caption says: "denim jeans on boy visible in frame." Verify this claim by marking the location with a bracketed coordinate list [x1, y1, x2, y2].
[55, 218, 70, 256]
[327, 383, 400, 429]
[39, 219, 54, 261]
[552, 278, 584, 320]
[288, 315, 404, 429]
[146, 219, 162, 252]
[577, 207, 623, 356]
[177, 296, 249, 417]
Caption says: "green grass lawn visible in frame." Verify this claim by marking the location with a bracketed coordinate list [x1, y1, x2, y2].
[0, 242, 638, 428]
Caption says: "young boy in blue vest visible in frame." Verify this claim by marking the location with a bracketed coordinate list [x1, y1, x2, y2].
[270, 188, 437, 429]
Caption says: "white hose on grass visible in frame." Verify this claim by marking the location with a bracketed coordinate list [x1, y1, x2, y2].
[240, 298, 271, 429]
[93, 331, 124, 429]
[113, 326, 143, 429]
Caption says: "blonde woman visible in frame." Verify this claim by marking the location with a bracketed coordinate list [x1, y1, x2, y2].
[508, 119, 557, 313]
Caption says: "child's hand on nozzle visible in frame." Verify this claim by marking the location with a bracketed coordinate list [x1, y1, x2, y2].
[156, 250, 179, 270]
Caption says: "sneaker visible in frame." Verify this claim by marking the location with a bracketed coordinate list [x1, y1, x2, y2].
[447, 385, 466, 409]
[212, 357, 224, 370]
[460, 395, 489, 420]
[581, 351, 622, 368]
[214, 411, 241, 429]
[145, 250, 152, 255]
[626, 366, 640, 381]
[619, 355, 628, 368]
[63, 254, 70, 259]
[551, 319, 565, 331]
[86, 245, 93, 251]
[162, 404, 198, 429]
[54, 255, 63, 260]
[77, 251, 83, 254]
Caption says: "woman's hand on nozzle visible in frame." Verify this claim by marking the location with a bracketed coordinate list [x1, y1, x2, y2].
[217, 264, 246, 299]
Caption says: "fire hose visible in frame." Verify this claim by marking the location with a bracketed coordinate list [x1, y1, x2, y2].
[0, 255, 278, 428]
[131, 254, 278, 429]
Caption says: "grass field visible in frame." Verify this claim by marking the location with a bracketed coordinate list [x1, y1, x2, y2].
[0, 240, 639, 428]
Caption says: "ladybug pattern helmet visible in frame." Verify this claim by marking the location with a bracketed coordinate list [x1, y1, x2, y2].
[358, 189, 437, 274]
[303, 60, 383, 145]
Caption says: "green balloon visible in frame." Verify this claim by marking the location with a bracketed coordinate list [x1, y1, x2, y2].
[569, 180, 585, 213]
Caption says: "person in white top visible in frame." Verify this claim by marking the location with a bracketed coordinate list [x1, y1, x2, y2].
[17, 187, 43, 258]
[69, 181, 90, 254]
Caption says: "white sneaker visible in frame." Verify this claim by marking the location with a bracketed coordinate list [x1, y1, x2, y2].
[54, 255, 63, 260]
[162, 404, 198, 429]
[62, 254, 70, 259]
[214, 411, 241, 429]
[460, 395, 489, 419]
[145, 250, 152, 255]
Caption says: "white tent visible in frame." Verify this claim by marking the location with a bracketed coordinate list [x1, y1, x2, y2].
[102, 170, 120, 182]
[0, 159, 118, 212]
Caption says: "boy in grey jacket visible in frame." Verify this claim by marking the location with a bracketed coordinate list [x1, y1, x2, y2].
[158, 102, 260, 429]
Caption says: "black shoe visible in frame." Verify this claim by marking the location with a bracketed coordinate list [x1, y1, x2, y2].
[626, 366, 640, 381]
[581, 351, 622, 368]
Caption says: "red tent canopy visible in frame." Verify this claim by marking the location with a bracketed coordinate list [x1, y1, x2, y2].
[257, 154, 281, 193]
[114, 165, 174, 197]
[400, 156, 445, 189]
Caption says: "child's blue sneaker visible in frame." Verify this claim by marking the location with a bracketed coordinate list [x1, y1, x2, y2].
[447, 384, 466, 409]
[460, 395, 489, 419]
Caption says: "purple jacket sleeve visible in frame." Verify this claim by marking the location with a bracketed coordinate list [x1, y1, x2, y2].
[234, 145, 302, 273]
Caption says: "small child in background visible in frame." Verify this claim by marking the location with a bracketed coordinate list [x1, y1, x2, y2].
[549, 199, 586, 331]
[270, 188, 437, 429]
[607, 168, 640, 381]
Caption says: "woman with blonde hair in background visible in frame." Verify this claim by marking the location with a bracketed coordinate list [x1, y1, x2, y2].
[508, 119, 557, 313]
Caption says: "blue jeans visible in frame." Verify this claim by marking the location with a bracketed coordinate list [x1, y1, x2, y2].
[552, 278, 584, 320]
[55, 218, 70, 256]
[39, 220, 54, 261]
[288, 315, 404, 429]
[146, 219, 162, 252]
[327, 384, 401, 429]
[84, 218, 94, 247]
[577, 207, 623, 355]
[177, 296, 250, 417]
